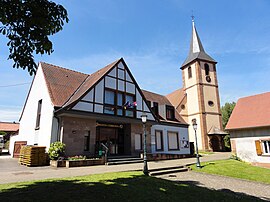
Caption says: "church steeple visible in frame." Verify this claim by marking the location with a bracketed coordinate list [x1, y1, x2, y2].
[182, 19, 216, 68]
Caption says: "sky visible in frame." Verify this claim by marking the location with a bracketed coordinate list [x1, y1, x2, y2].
[1, 0, 270, 122]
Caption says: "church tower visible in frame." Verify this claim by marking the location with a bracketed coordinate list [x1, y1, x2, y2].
[181, 19, 225, 151]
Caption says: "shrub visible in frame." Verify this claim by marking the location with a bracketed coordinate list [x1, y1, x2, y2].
[68, 155, 86, 161]
[48, 142, 66, 160]
[224, 135, 231, 151]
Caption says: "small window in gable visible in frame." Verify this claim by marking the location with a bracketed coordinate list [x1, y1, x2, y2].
[166, 105, 175, 120]
[35, 99, 42, 129]
[118, 69, 125, 80]
[188, 66, 192, 78]
[205, 63, 210, 76]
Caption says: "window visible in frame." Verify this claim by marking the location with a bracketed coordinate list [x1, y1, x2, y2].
[125, 110, 134, 117]
[167, 131, 179, 150]
[35, 99, 42, 129]
[166, 105, 175, 120]
[204, 63, 210, 76]
[188, 66, 192, 78]
[155, 130, 163, 151]
[104, 106, 115, 115]
[152, 102, 159, 116]
[262, 140, 270, 154]
[135, 134, 142, 150]
[255, 140, 270, 155]
[84, 131, 90, 151]
[117, 92, 123, 106]
[105, 90, 115, 105]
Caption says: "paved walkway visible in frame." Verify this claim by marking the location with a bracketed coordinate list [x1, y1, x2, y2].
[160, 171, 270, 201]
[0, 152, 230, 184]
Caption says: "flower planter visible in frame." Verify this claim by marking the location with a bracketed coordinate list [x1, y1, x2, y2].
[66, 158, 105, 168]
[50, 160, 67, 167]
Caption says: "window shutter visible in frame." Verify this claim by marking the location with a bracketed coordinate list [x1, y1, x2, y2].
[255, 140, 262, 156]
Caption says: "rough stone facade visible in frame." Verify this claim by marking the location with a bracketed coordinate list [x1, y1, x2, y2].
[61, 117, 96, 157]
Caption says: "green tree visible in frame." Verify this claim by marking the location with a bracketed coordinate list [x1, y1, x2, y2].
[221, 102, 236, 129]
[0, 0, 69, 75]
[221, 102, 236, 151]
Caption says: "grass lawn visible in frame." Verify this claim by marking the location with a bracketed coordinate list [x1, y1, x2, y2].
[199, 151, 215, 155]
[0, 171, 263, 201]
[190, 159, 270, 184]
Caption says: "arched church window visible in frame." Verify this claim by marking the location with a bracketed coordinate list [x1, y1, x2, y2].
[188, 66, 192, 78]
[204, 63, 210, 76]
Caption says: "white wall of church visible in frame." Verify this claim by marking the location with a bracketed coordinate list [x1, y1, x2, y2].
[10, 64, 55, 156]
[203, 85, 219, 113]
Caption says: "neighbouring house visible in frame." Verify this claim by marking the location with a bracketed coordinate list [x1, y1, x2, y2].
[0, 122, 19, 151]
[10, 19, 226, 158]
[226, 92, 270, 168]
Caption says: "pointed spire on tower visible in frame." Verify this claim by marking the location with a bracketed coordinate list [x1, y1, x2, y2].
[182, 18, 216, 68]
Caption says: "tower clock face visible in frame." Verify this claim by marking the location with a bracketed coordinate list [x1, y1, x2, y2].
[206, 75, 211, 83]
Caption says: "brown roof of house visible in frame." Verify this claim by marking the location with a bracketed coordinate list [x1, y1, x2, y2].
[166, 88, 186, 111]
[0, 122, 19, 132]
[142, 89, 172, 106]
[141, 89, 187, 125]
[63, 59, 121, 108]
[226, 92, 270, 130]
[41, 59, 121, 108]
[41, 62, 88, 107]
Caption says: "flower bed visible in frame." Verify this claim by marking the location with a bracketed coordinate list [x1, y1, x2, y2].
[50, 157, 105, 168]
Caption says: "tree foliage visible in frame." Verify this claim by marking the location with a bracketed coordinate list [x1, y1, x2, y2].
[221, 102, 236, 129]
[0, 0, 69, 75]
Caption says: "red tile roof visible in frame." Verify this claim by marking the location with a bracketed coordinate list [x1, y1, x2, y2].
[41, 62, 88, 107]
[166, 88, 186, 112]
[142, 89, 187, 124]
[63, 59, 120, 108]
[226, 92, 270, 130]
[0, 122, 19, 132]
[41, 59, 120, 108]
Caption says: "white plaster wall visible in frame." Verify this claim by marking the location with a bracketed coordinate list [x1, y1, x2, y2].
[231, 136, 270, 164]
[151, 125, 190, 154]
[10, 64, 54, 156]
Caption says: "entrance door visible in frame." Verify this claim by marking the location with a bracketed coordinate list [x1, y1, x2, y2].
[96, 127, 121, 155]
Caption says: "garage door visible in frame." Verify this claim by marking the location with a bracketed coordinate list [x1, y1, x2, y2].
[13, 141, 27, 158]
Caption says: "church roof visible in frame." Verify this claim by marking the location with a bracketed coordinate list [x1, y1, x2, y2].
[226, 92, 270, 130]
[181, 20, 216, 68]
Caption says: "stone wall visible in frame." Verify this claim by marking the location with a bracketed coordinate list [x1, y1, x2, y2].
[62, 117, 96, 157]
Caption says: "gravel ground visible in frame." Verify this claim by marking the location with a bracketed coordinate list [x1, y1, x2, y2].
[159, 171, 270, 201]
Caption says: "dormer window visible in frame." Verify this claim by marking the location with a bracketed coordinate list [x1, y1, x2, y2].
[152, 102, 159, 117]
[204, 63, 210, 76]
[166, 105, 175, 120]
[188, 66, 192, 78]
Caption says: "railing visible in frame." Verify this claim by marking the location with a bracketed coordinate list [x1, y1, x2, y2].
[100, 143, 109, 164]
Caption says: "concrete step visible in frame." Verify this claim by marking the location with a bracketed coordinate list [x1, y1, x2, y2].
[149, 166, 189, 176]
[106, 159, 143, 165]
[106, 156, 143, 165]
